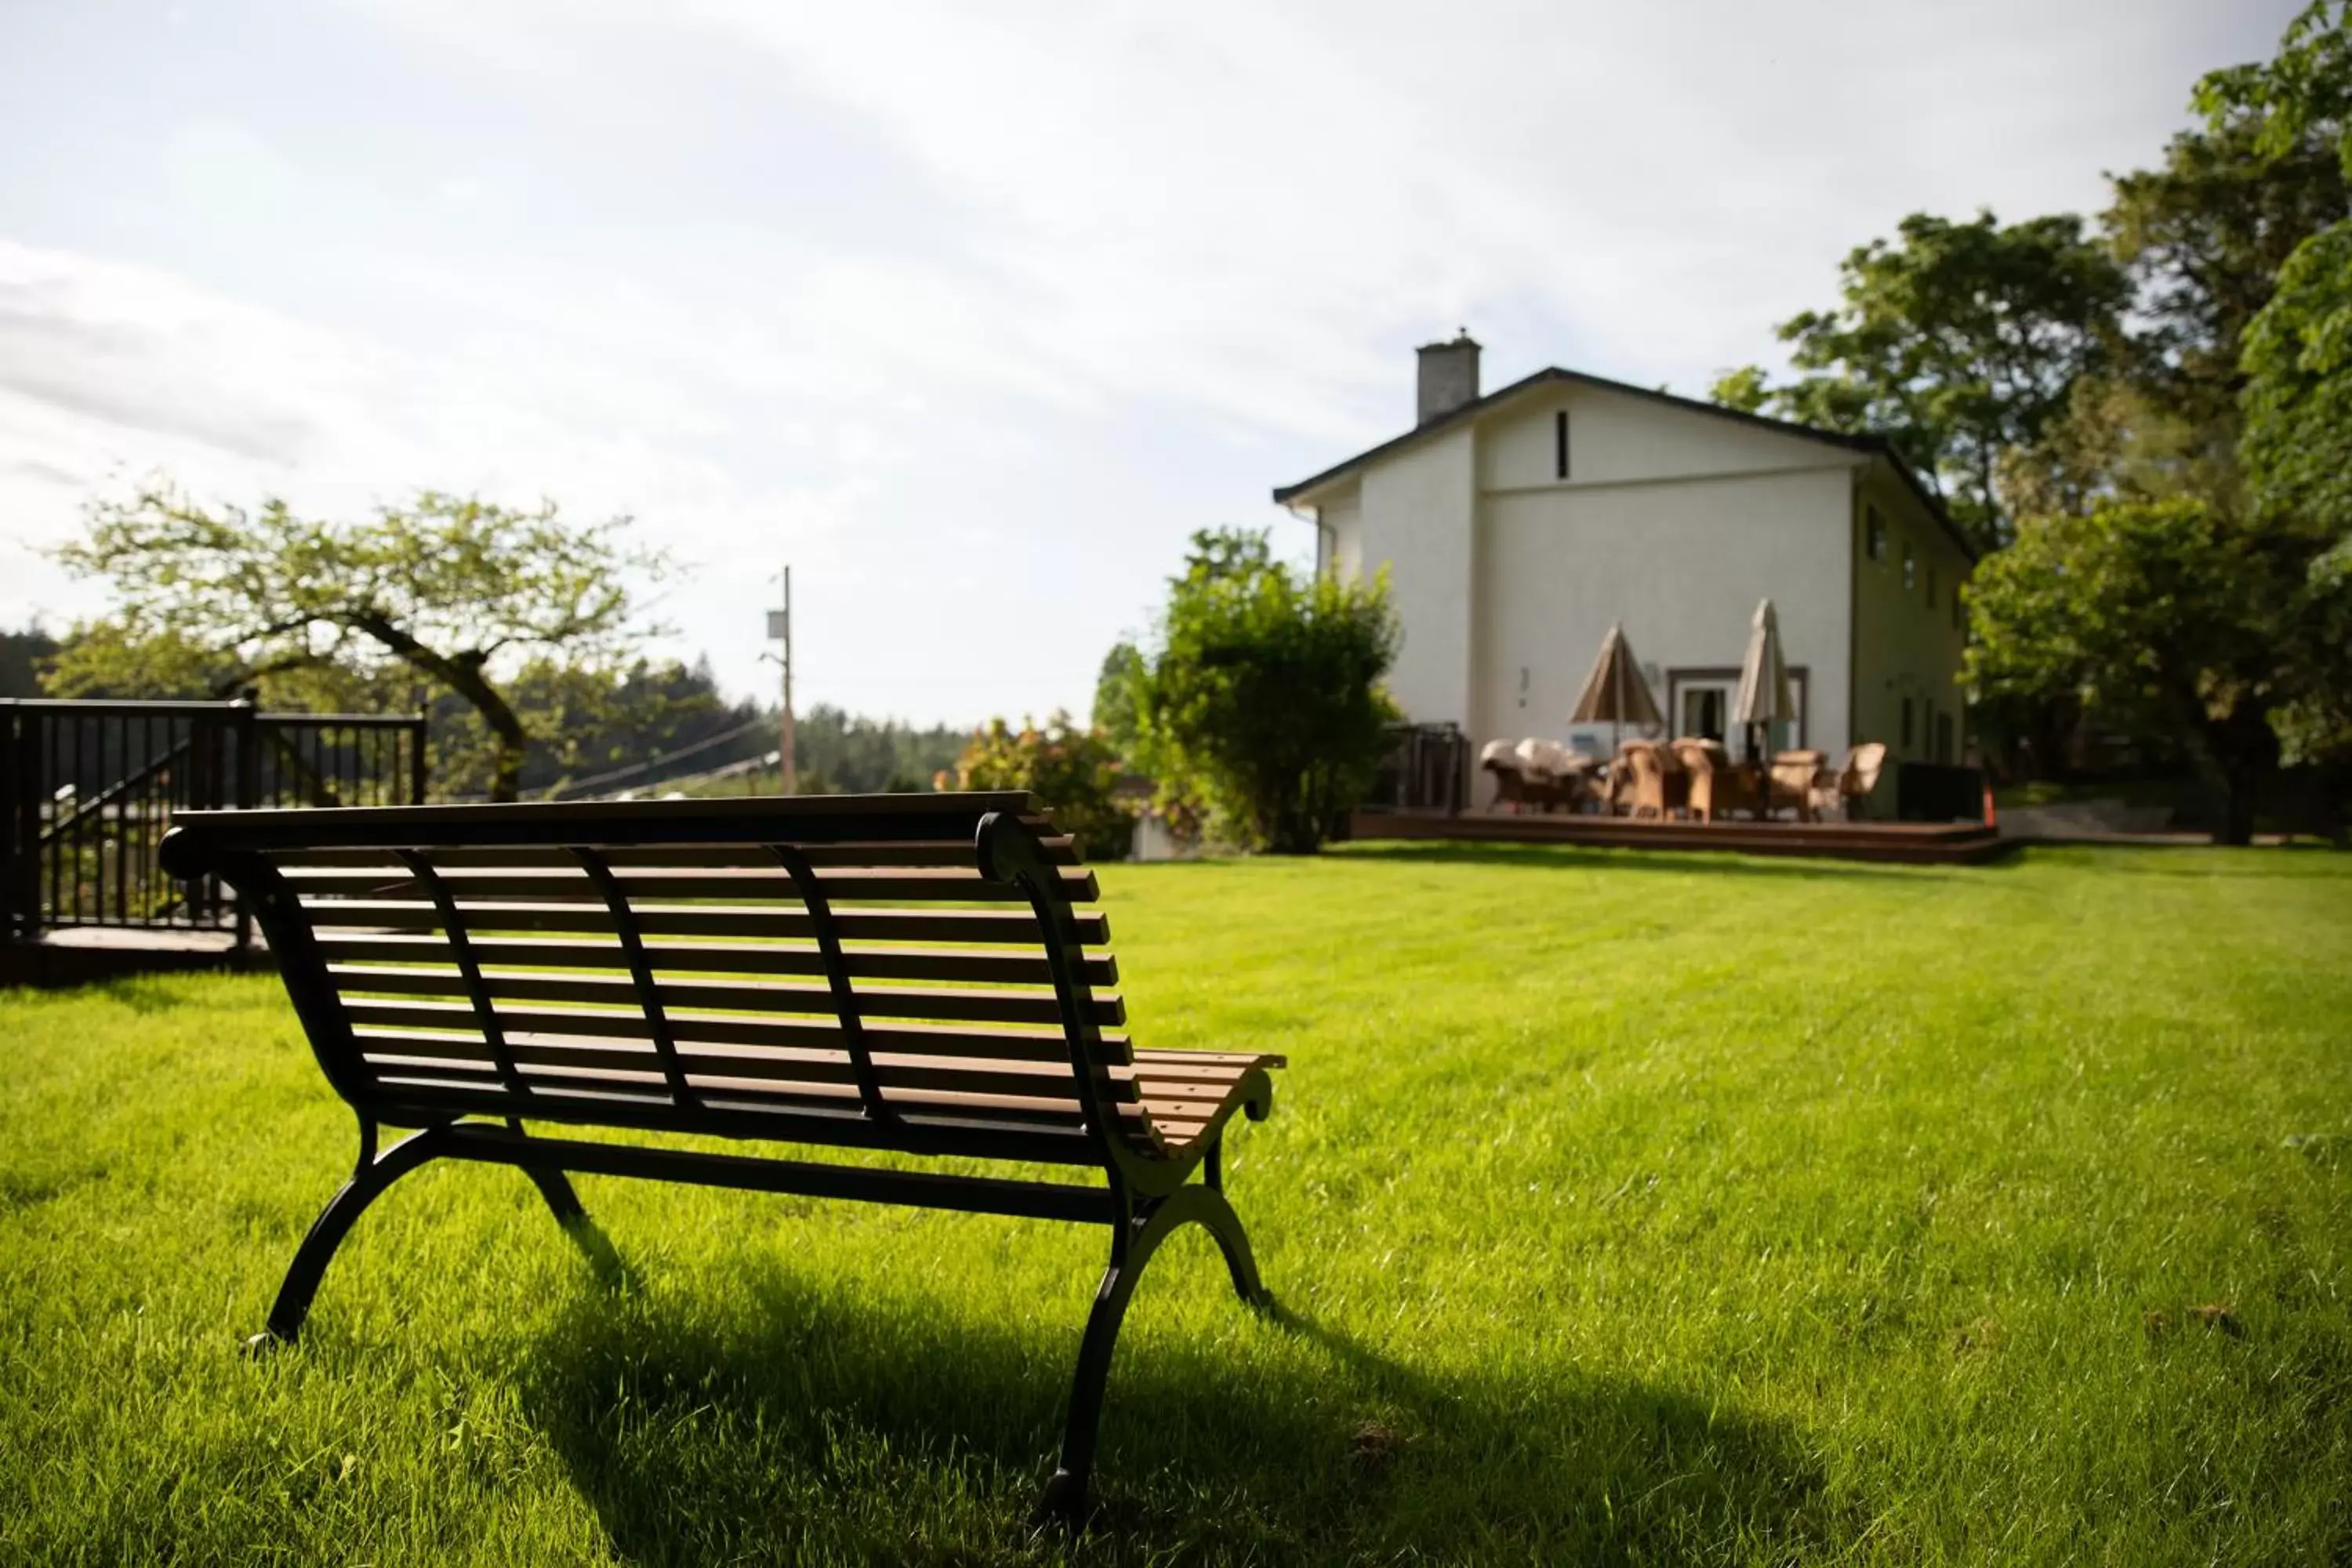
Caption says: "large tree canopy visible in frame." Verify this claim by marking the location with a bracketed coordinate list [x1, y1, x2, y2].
[53, 485, 668, 800]
[1711, 210, 2131, 554]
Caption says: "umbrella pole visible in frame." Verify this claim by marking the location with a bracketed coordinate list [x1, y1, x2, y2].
[1613, 657, 1624, 806]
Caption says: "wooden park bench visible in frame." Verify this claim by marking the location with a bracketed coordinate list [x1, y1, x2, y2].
[160, 792, 1285, 1518]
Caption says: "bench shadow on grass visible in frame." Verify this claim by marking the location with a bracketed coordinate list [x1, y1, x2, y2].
[516, 1247, 1842, 1565]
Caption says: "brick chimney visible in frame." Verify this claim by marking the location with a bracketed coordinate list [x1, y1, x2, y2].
[1416, 330, 1481, 424]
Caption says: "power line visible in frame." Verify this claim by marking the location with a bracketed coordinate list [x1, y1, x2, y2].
[547, 714, 771, 798]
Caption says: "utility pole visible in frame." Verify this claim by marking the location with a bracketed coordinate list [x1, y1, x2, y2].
[766, 566, 797, 795]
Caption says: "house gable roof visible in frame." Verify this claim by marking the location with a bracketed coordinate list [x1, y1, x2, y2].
[1272, 366, 1976, 563]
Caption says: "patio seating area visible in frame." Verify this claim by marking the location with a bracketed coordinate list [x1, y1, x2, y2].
[1478, 736, 1894, 827]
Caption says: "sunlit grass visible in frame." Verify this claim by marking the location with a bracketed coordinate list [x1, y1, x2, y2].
[2, 843, 2348, 1564]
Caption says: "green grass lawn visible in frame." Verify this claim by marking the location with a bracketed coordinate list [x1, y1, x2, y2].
[4, 844, 2349, 1565]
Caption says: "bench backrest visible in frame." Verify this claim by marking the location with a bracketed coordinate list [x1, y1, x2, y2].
[160, 793, 1188, 1167]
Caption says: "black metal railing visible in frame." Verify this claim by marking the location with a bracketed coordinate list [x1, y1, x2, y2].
[1366, 722, 1470, 815]
[1, 697, 427, 946]
[1891, 760, 1990, 824]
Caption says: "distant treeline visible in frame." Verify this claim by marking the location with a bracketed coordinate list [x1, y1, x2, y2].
[789, 705, 968, 795]
[1, 627, 59, 699]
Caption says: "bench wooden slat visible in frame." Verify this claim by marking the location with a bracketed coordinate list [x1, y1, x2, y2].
[168, 793, 1049, 855]
[354, 1058, 1091, 1127]
[341, 1000, 1138, 1085]
[298, 899, 1112, 946]
[1124, 1047, 1290, 1067]
[268, 835, 1082, 869]
[350, 1021, 1244, 1110]
[277, 865, 1102, 904]
[327, 964, 1127, 1029]
[310, 932, 1119, 987]
[351, 1027, 1131, 1107]
[354, 1030, 1147, 1124]
[355, 1077, 1109, 1165]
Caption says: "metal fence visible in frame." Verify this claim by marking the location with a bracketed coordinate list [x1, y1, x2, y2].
[1366, 722, 1471, 815]
[1, 697, 427, 945]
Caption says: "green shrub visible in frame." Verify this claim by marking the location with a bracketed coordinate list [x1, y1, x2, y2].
[1133, 529, 1399, 854]
[949, 712, 1132, 861]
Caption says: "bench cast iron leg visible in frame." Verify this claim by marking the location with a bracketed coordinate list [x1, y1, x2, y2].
[251, 1121, 622, 1350]
[249, 1122, 451, 1350]
[516, 1152, 626, 1287]
[1040, 1181, 1267, 1522]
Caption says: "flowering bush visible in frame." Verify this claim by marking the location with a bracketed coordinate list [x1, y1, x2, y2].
[949, 710, 1132, 861]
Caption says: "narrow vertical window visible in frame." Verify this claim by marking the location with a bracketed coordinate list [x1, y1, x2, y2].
[1554, 409, 1571, 480]
[1902, 543, 1916, 593]
[1865, 506, 1886, 563]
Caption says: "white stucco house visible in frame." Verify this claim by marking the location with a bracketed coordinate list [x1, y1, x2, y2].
[1275, 335, 1974, 802]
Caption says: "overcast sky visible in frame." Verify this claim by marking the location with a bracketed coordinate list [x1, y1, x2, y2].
[0, 0, 2301, 723]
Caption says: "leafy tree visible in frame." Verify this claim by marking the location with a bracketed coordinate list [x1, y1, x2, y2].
[1091, 641, 1145, 760]
[1964, 499, 2300, 842]
[952, 713, 1131, 861]
[1131, 528, 1399, 855]
[52, 484, 667, 800]
[1711, 211, 2131, 551]
[2238, 221, 2352, 535]
[503, 655, 751, 800]
[2002, 103, 2346, 528]
[2105, 107, 2347, 447]
[2194, 0, 2352, 777]
[1993, 376, 2220, 524]
[2195, 3, 2352, 537]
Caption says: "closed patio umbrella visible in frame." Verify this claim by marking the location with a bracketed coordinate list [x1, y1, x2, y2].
[1569, 622, 1664, 755]
[1732, 598, 1794, 811]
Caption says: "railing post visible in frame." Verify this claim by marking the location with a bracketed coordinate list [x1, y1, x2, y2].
[233, 689, 259, 953]
[408, 714, 428, 805]
[0, 704, 20, 944]
[12, 706, 45, 942]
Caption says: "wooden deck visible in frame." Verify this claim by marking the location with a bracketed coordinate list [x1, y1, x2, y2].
[1, 925, 270, 989]
[1351, 808, 2008, 866]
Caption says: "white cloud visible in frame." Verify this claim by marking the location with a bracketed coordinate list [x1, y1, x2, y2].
[0, 238, 870, 652]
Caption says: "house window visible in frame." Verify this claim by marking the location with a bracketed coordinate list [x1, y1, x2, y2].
[1681, 685, 1726, 742]
[1669, 667, 1808, 758]
[1554, 410, 1571, 480]
[1865, 506, 1886, 563]
[1902, 543, 1916, 593]
[1901, 696, 1915, 753]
